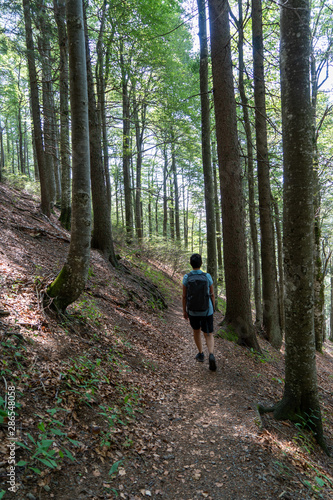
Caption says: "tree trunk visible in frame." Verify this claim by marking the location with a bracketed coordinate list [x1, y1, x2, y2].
[212, 142, 223, 284]
[84, 4, 118, 267]
[170, 131, 181, 242]
[208, 0, 259, 350]
[163, 146, 168, 239]
[238, 0, 262, 328]
[38, 0, 57, 205]
[169, 178, 175, 241]
[96, 1, 112, 211]
[0, 127, 4, 181]
[272, 197, 285, 335]
[120, 45, 133, 243]
[197, 0, 217, 293]
[330, 260, 333, 342]
[260, 0, 327, 452]
[54, 0, 71, 229]
[45, 0, 91, 313]
[22, 0, 51, 216]
[133, 97, 145, 241]
[252, 0, 281, 347]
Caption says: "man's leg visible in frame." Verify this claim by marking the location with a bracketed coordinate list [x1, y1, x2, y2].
[204, 329, 217, 371]
[204, 332, 214, 354]
[193, 328, 203, 352]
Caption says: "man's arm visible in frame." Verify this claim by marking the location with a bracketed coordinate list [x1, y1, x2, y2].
[182, 284, 188, 320]
[210, 284, 215, 312]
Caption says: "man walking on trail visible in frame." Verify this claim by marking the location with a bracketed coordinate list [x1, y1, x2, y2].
[182, 253, 217, 371]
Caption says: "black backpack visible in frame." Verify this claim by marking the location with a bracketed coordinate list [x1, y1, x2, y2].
[186, 271, 210, 312]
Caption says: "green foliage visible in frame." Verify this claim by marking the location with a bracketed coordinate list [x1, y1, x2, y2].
[15, 408, 80, 475]
[70, 293, 102, 326]
[293, 411, 320, 454]
[61, 355, 109, 405]
[216, 325, 238, 343]
[248, 348, 274, 364]
[109, 459, 123, 477]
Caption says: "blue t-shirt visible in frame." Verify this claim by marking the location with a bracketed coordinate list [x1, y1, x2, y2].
[183, 270, 214, 316]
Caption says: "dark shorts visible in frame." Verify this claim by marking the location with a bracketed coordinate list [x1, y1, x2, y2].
[189, 314, 214, 334]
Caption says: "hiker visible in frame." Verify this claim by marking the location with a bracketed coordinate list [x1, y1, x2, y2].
[182, 253, 217, 371]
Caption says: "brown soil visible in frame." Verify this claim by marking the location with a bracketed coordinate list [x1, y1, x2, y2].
[0, 182, 332, 500]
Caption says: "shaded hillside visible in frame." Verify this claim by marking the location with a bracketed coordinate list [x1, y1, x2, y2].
[0, 183, 333, 500]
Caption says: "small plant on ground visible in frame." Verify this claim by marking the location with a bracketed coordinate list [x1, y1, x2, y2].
[15, 408, 80, 475]
[216, 325, 238, 343]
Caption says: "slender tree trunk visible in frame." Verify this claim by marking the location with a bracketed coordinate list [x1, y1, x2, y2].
[38, 1, 57, 205]
[169, 178, 175, 241]
[0, 127, 4, 182]
[163, 146, 168, 239]
[311, 48, 325, 352]
[208, 0, 259, 349]
[212, 143, 223, 282]
[330, 260, 333, 342]
[96, 0, 111, 210]
[45, 0, 91, 312]
[18, 99, 25, 174]
[252, 0, 281, 347]
[238, 0, 262, 327]
[54, 0, 71, 229]
[84, 4, 117, 267]
[260, 0, 326, 452]
[272, 197, 285, 335]
[120, 46, 133, 243]
[170, 131, 181, 242]
[133, 97, 145, 241]
[197, 0, 217, 291]
[22, 0, 50, 216]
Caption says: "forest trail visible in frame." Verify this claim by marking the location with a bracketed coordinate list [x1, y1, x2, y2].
[103, 301, 333, 500]
[0, 183, 333, 500]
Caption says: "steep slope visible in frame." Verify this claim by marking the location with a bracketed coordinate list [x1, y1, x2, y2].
[0, 183, 332, 500]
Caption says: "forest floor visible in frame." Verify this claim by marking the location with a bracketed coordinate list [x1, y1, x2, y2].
[0, 182, 333, 500]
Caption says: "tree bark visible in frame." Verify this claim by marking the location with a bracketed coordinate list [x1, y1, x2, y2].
[252, 0, 281, 347]
[170, 130, 181, 242]
[197, 0, 217, 294]
[83, 4, 118, 267]
[260, 0, 327, 452]
[22, 0, 51, 216]
[272, 197, 285, 335]
[54, 0, 71, 230]
[208, 0, 259, 350]
[38, 0, 57, 205]
[133, 96, 146, 241]
[330, 260, 333, 342]
[45, 0, 91, 313]
[237, 0, 262, 328]
[120, 44, 133, 243]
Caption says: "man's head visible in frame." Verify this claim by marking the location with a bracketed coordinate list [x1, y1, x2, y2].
[190, 253, 202, 269]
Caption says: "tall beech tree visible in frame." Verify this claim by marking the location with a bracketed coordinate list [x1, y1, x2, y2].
[197, 0, 217, 291]
[54, 0, 71, 230]
[252, 0, 282, 348]
[208, 0, 259, 350]
[259, 0, 327, 451]
[84, 3, 118, 267]
[45, 0, 91, 312]
[22, 0, 51, 216]
[236, 0, 262, 327]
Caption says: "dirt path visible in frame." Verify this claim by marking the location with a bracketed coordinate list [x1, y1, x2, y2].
[107, 303, 333, 500]
[0, 183, 332, 500]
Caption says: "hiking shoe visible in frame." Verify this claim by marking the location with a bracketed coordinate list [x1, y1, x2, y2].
[209, 353, 217, 371]
[195, 352, 204, 362]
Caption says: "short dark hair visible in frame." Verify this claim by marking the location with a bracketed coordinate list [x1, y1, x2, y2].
[190, 253, 202, 269]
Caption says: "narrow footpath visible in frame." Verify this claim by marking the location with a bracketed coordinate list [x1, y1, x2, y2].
[106, 303, 333, 500]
